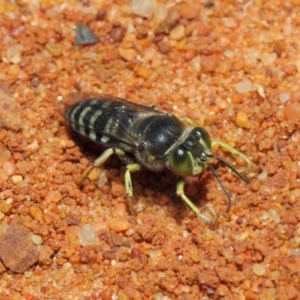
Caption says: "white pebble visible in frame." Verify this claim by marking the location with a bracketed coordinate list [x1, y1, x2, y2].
[279, 92, 290, 103]
[268, 208, 281, 223]
[236, 80, 254, 93]
[77, 224, 97, 246]
[252, 263, 266, 276]
[6, 45, 21, 64]
[30, 234, 43, 245]
[169, 25, 185, 40]
[258, 170, 268, 180]
[131, 0, 155, 18]
[222, 18, 237, 28]
[98, 170, 107, 188]
[291, 248, 300, 257]
[11, 175, 23, 184]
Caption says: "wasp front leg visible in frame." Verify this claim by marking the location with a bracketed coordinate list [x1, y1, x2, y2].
[176, 178, 217, 224]
[182, 117, 252, 172]
[211, 141, 252, 173]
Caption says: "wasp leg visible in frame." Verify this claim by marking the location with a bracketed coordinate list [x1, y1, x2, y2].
[212, 141, 252, 172]
[181, 117, 198, 127]
[79, 148, 126, 184]
[181, 118, 252, 173]
[176, 178, 217, 224]
[124, 163, 142, 214]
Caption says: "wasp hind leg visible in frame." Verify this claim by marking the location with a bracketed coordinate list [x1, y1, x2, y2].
[80, 148, 144, 214]
[176, 178, 217, 224]
[79, 148, 127, 184]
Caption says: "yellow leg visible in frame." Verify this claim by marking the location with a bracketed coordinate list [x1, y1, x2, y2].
[79, 148, 126, 184]
[181, 116, 252, 173]
[176, 178, 217, 224]
[181, 117, 198, 127]
[80, 148, 144, 214]
[212, 140, 252, 172]
[125, 163, 141, 214]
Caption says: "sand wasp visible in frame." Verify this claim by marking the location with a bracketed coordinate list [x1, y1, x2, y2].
[65, 93, 251, 223]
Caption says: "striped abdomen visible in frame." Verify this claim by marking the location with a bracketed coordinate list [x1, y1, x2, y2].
[65, 98, 136, 149]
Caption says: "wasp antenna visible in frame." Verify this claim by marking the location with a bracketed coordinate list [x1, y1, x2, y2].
[207, 154, 250, 184]
[206, 162, 232, 208]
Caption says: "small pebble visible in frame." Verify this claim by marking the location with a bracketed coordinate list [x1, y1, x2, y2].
[11, 175, 23, 184]
[177, 2, 201, 20]
[30, 234, 43, 245]
[6, 45, 21, 64]
[282, 64, 297, 76]
[283, 102, 300, 120]
[0, 200, 13, 214]
[75, 23, 99, 45]
[30, 206, 43, 221]
[236, 80, 254, 93]
[190, 244, 201, 263]
[279, 92, 291, 103]
[222, 17, 237, 28]
[118, 47, 137, 61]
[136, 67, 151, 79]
[108, 218, 131, 232]
[216, 59, 232, 74]
[8, 64, 20, 76]
[130, 247, 142, 259]
[2, 161, 16, 176]
[78, 224, 97, 246]
[252, 263, 266, 276]
[16, 161, 29, 173]
[201, 55, 218, 73]
[45, 42, 62, 57]
[131, 0, 155, 18]
[109, 25, 126, 43]
[45, 190, 63, 203]
[88, 167, 100, 181]
[169, 25, 185, 40]
[236, 111, 251, 128]
[98, 170, 108, 187]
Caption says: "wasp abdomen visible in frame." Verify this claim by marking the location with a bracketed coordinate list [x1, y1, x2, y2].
[66, 98, 133, 146]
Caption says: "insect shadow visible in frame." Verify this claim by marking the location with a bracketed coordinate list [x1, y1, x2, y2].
[66, 128, 216, 222]
[68, 128, 218, 224]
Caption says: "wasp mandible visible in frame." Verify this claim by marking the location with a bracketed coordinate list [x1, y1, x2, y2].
[65, 93, 251, 223]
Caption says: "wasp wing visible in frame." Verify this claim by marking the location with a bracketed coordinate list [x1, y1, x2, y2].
[65, 93, 166, 151]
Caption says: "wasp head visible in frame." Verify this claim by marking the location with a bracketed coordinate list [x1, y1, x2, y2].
[168, 127, 249, 207]
[168, 127, 211, 176]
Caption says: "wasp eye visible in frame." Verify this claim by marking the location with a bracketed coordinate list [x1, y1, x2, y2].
[193, 127, 212, 148]
[169, 146, 193, 175]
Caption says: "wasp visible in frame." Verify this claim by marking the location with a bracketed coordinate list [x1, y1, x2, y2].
[65, 93, 251, 223]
